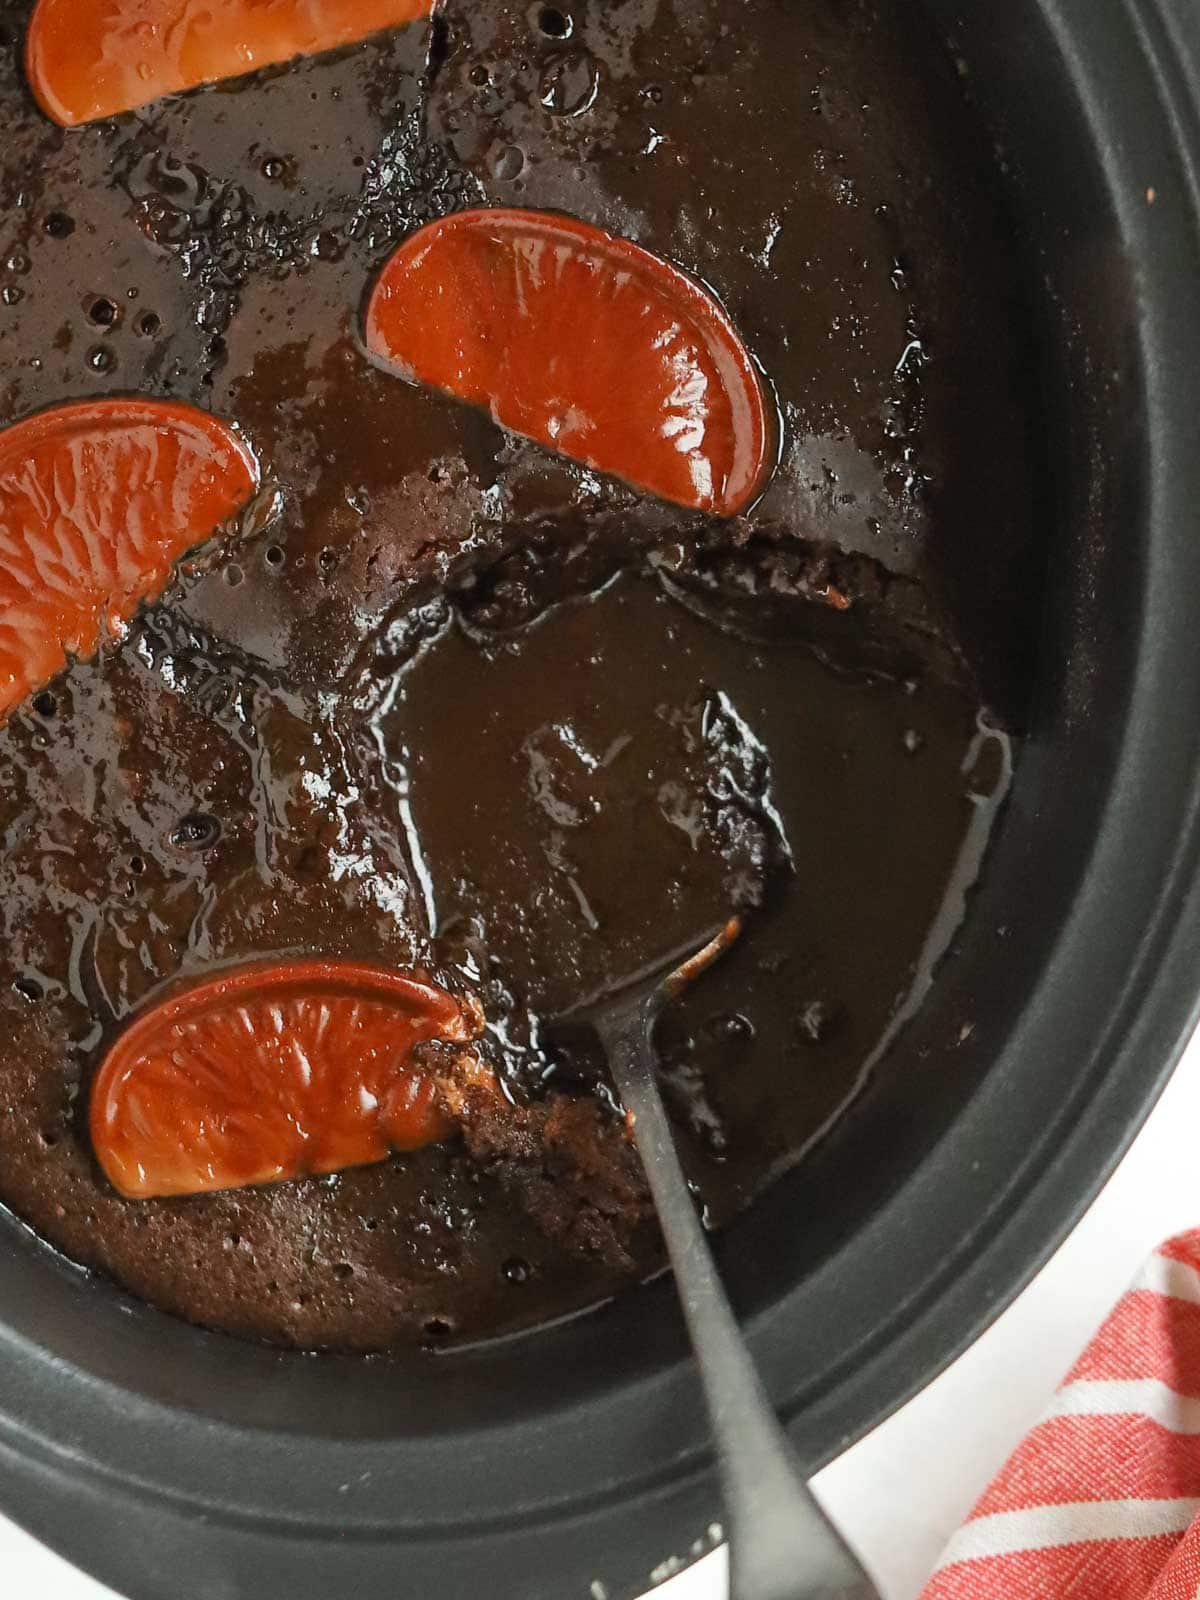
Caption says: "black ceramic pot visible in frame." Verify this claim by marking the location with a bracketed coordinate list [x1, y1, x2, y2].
[2, 1, 1200, 1596]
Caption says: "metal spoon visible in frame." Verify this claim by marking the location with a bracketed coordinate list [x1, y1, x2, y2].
[553, 921, 879, 1600]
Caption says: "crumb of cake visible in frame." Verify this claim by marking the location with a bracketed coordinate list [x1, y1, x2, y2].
[461, 1090, 653, 1271]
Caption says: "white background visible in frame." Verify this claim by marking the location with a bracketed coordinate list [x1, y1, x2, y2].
[5, 1028, 1199, 1600]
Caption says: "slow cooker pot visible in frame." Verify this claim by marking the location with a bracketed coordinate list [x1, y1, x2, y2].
[1, 0, 1199, 1595]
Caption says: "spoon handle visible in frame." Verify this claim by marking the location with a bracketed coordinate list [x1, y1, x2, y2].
[601, 1003, 879, 1600]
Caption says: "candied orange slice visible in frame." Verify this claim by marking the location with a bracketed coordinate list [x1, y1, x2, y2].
[0, 398, 257, 717]
[364, 208, 774, 516]
[26, 0, 433, 127]
[91, 960, 481, 1200]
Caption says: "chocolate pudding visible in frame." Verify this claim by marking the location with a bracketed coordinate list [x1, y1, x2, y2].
[0, 0, 1043, 1348]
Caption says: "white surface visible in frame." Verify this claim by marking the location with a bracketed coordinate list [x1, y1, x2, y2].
[5, 1029, 1200, 1600]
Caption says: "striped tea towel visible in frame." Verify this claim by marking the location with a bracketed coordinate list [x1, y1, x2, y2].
[921, 1232, 1200, 1598]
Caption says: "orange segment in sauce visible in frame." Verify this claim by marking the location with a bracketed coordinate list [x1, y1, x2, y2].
[0, 398, 257, 718]
[90, 960, 480, 1200]
[26, 0, 434, 127]
[364, 207, 774, 516]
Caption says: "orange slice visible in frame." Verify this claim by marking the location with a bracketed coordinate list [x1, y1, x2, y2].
[91, 960, 481, 1200]
[364, 208, 774, 516]
[26, 0, 434, 127]
[0, 398, 257, 717]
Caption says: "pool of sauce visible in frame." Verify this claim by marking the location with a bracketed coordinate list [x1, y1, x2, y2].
[0, 0, 1043, 1348]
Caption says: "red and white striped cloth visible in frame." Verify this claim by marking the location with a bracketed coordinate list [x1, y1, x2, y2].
[921, 1232, 1200, 1599]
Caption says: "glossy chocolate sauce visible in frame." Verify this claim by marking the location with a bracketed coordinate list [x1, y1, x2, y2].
[0, 0, 1042, 1348]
